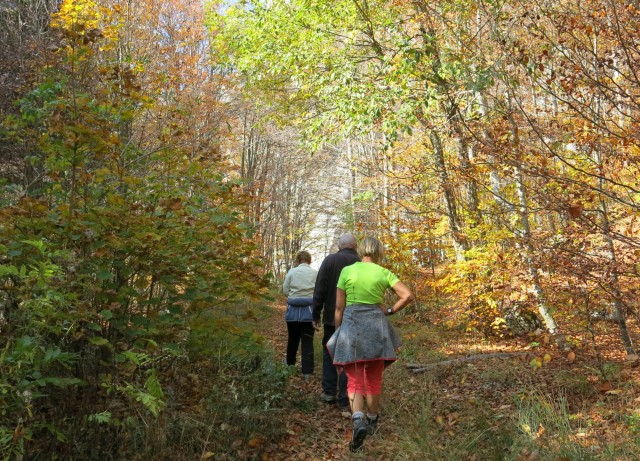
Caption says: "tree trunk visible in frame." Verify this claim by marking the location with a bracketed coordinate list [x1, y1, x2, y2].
[595, 148, 635, 354]
[507, 106, 560, 339]
[428, 130, 468, 259]
[448, 104, 481, 227]
[513, 163, 559, 336]
[590, 31, 636, 355]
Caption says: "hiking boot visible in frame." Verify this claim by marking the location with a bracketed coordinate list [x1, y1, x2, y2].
[318, 393, 337, 404]
[367, 415, 379, 435]
[349, 416, 369, 452]
[337, 401, 351, 412]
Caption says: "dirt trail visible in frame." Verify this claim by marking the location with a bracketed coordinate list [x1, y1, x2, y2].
[256, 302, 640, 461]
[257, 302, 407, 460]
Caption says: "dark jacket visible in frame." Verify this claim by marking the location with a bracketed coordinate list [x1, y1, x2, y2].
[312, 248, 359, 326]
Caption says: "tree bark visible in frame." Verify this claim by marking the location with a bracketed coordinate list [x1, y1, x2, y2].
[428, 130, 468, 260]
[507, 108, 560, 339]
[513, 162, 559, 336]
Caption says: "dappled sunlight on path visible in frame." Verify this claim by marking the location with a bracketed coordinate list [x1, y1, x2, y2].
[255, 303, 640, 460]
[257, 302, 405, 460]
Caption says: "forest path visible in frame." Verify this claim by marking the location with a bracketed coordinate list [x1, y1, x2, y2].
[256, 302, 408, 460]
[253, 302, 637, 460]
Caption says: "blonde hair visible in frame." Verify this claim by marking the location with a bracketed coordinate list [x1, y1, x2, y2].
[358, 236, 384, 263]
[295, 250, 312, 265]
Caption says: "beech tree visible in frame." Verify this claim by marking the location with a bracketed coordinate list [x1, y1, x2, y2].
[238, 111, 349, 277]
[491, 0, 640, 353]
[214, 0, 640, 353]
[0, 0, 267, 456]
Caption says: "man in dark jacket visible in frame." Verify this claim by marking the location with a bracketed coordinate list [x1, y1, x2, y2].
[312, 233, 359, 409]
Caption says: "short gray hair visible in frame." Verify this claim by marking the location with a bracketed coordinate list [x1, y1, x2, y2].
[337, 233, 357, 250]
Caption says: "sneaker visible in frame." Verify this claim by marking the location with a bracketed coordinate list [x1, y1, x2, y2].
[367, 415, 379, 435]
[349, 416, 369, 452]
[319, 393, 337, 404]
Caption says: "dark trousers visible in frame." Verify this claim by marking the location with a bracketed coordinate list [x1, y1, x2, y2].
[286, 321, 315, 374]
[322, 325, 348, 406]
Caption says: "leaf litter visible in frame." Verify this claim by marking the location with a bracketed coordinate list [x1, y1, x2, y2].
[251, 301, 640, 460]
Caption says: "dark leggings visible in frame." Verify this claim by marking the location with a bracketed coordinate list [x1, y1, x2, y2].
[286, 321, 315, 374]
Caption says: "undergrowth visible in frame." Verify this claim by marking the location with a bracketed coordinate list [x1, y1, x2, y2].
[0, 301, 291, 461]
[125, 303, 293, 461]
[389, 338, 640, 461]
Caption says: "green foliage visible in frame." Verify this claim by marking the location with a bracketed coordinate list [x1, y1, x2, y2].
[120, 305, 292, 460]
[0, 1, 268, 457]
[212, 0, 437, 147]
[0, 242, 85, 432]
[187, 309, 268, 372]
[0, 333, 84, 460]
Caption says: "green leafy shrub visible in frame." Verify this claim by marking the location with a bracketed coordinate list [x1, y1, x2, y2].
[0, 2, 268, 458]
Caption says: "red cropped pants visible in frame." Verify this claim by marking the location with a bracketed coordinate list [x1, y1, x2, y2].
[342, 359, 385, 395]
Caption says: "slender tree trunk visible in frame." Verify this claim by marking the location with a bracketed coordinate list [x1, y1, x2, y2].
[594, 146, 635, 354]
[428, 130, 467, 259]
[448, 105, 481, 227]
[347, 138, 357, 224]
[513, 163, 559, 336]
[600, 191, 635, 354]
[507, 106, 561, 338]
[590, 31, 636, 354]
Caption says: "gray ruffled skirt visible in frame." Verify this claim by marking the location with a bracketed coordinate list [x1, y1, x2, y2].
[326, 304, 402, 366]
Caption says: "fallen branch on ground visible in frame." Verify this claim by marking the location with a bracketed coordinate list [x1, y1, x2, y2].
[407, 352, 529, 373]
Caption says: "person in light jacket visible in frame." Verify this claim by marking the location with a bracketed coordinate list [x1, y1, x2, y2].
[283, 251, 318, 378]
[327, 236, 414, 452]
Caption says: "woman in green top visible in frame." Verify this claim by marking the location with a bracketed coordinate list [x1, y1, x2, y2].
[327, 236, 413, 452]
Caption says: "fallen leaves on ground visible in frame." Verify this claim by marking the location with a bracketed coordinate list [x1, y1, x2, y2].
[254, 301, 640, 460]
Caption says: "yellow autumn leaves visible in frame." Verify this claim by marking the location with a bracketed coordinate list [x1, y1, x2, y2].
[50, 0, 119, 46]
[52, 0, 107, 30]
[530, 351, 577, 369]
[529, 353, 552, 369]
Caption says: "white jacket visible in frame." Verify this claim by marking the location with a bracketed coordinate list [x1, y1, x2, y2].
[282, 263, 318, 298]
